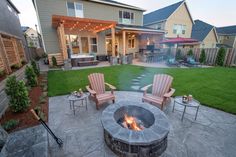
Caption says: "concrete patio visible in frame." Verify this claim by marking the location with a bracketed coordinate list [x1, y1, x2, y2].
[48, 91, 236, 157]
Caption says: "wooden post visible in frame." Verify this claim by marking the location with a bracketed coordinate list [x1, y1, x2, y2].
[111, 26, 115, 57]
[122, 31, 126, 55]
[12, 38, 22, 66]
[0, 35, 11, 74]
[57, 23, 68, 60]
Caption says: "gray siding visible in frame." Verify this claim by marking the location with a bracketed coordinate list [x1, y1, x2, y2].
[0, 0, 23, 38]
[35, 0, 144, 54]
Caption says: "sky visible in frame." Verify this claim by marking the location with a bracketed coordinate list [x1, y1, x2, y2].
[12, 0, 236, 31]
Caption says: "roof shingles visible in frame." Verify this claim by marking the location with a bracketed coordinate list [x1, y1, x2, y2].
[191, 20, 214, 41]
[143, 1, 184, 25]
[217, 26, 236, 35]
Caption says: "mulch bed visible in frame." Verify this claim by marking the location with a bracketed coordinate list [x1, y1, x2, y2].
[0, 74, 48, 133]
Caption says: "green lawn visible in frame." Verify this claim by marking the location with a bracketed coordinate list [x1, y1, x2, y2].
[48, 65, 236, 114]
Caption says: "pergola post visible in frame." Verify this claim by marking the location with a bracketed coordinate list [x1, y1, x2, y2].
[0, 35, 11, 74]
[122, 31, 126, 55]
[57, 22, 68, 60]
[111, 26, 115, 57]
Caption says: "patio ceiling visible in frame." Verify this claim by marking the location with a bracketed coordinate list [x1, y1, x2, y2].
[52, 15, 117, 33]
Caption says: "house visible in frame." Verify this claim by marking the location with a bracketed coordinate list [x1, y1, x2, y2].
[217, 25, 236, 48]
[191, 20, 218, 48]
[0, 0, 27, 74]
[22, 26, 43, 48]
[32, 0, 165, 65]
[144, 1, 194, 38]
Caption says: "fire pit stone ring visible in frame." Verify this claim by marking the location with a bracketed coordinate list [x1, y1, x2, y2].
[101, 101, 170, 157]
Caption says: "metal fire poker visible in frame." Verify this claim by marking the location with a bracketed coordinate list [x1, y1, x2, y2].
[30, 109, 63, 147]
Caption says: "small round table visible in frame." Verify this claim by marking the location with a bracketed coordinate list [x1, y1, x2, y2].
[67, 94, 88, 115]
[173, 96, 200, 121]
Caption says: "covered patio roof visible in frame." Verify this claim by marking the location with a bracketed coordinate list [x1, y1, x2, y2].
[116, 24, 165, 34]
[52, 15, 117, 33]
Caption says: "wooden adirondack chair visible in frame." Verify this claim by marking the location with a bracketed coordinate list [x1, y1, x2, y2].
[142, 74, 175, 110]
[86, 73, 116, 110]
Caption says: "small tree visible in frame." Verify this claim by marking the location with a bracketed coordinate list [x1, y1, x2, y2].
[216, 47, 226, 66]
[31, 60, 40, 76]
[187, 49, 193, 56]
[52, 56, 57, 67]
[199, 49, 206, 64]
[175, 49, 182, 60]
[25, 66, 37, 87]
[5, 76, 30, 112]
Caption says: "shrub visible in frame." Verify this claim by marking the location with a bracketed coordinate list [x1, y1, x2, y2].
[5, 76, 30, 112]
[21, 60, 27, 65]
[31, 60, 40, 76]
[216, 47, 226, 66]
[187, 49, 193, 56]
[175, 49, 182, 60]
[0, 69, 5, 77]
[199, 49, 206, 64]
[2, 119, 19, 131]
[25, 66, 37, 87]
[51, 56, 57, 67]
[11, 64, 21, 70]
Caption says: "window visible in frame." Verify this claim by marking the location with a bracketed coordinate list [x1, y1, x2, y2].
[128, 35, 135, 49]
[67, 2, 84, 17]
[173, 24, 187, 35]
[119, 11, 134, 24]
[90, 37, 97, 53]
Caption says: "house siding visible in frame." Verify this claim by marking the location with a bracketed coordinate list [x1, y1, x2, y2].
[0, 0, 23, 38]
[219, 35, 236, 48]
[201, 29, 218, 48]
[35, 0, 143, 54]
[165, 4, 193, 38]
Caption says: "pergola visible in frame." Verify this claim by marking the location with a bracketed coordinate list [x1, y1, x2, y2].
[52, 15, 117, 59]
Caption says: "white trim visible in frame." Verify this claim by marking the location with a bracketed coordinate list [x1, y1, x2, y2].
[33, 0, 46, 52]
[89, 0, 145, 11]
[118, 10, 135, 25]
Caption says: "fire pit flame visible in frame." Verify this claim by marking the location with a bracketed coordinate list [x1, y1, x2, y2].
[122, 114, 144, 131]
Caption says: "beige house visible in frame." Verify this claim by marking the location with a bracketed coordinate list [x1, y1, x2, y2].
[217, 26, 236, 48]
[32, 0, 164, 65]
[143, 1, 194, 39]
[191, 20, 218, 48]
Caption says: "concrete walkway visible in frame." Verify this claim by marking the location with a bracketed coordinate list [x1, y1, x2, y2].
[48, 91, 236, 157]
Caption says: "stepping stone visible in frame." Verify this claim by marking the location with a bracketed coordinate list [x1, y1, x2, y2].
[137, 76, 142, 79]
[141, 74, 146, 77]
[132, 82, 140, 85]
[132, 79, 140, 82]
[131, 86, 140, 90]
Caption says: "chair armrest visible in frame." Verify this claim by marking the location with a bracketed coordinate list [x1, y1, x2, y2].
[86, 86, 96, 95]
[105, 83, 116, 90]
[164, 88, 175, 98]
[141, 84, 152, 92]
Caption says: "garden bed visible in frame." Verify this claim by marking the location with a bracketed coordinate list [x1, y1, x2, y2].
[0, 73, 48, 133]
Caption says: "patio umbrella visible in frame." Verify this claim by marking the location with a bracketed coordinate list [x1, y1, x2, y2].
[159, 37, 199, 44]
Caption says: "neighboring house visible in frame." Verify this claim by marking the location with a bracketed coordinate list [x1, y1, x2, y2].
[144, 1, 194, 39]
[0, 0, 27, 74]
[32, 0, 165, 65]
[191, 20, 218, 48]
[22, 26, 43, 48]
[217, 25, 236, 48]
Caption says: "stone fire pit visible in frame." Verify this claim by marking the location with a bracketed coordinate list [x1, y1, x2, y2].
[101, 101, 170, 157]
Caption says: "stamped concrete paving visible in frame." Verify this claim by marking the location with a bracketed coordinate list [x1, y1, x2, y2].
[48, 91, 236, 157]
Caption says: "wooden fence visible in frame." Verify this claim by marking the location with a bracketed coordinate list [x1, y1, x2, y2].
[160, 48, 236, 66]
[0, 32, 26, 74]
